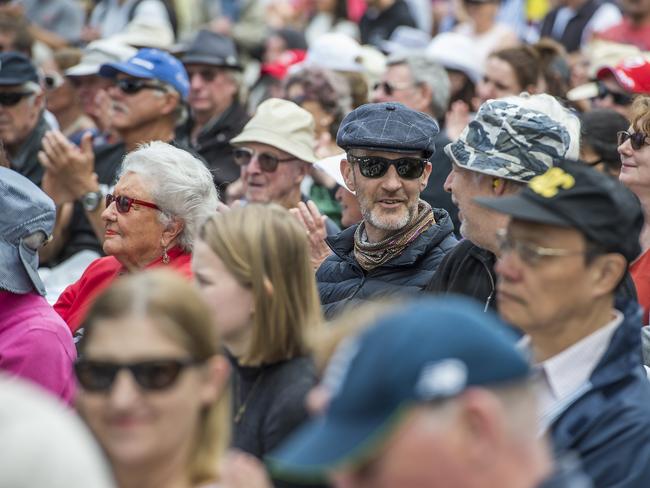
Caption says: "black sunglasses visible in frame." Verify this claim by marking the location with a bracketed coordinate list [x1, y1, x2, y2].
[0, 91, 33, 107]
[233, 147, 296, 172]
[348, 154, 426, 179]
[74, 358, 204, 392]
[372, 81, 414, 96]
[595, 82, 634, 106]
[617, 130, 650, 151]
[187, 68, 224, 82]
[105, 193, 161, 213]
[115, 78, 167, 95]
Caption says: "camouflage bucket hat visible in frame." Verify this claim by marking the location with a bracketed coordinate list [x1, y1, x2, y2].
[445, 96, 576, 183]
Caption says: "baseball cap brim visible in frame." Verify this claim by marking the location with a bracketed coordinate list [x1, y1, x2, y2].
[566, 81, 599, 101]
[474, 194, 572, 227]
[66, 63, 101, 77]
[268, 411, 397, 482]
[231, 127, 318, 164]
[99, 61, 156, 80]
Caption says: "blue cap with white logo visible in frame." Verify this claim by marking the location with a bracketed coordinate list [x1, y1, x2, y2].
[267, 297, 530, 480]
[99, 48, 189, 100]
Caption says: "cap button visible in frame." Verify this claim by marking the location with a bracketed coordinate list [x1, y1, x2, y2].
[386, 104, 396, 111]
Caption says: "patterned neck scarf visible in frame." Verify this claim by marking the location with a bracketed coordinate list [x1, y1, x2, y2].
[354, 200, 435, 271]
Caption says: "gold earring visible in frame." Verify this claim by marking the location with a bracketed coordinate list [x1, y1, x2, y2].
[162, 246, 170, 265]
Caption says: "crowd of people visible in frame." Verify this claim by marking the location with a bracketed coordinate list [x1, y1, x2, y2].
[2, 0, 650, 487]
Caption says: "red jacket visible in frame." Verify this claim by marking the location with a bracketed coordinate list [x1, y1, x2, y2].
[54, 247, 192, 333]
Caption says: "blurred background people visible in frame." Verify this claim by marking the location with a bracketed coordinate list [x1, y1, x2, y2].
[359, 0, 416, 48]
[54, 141, 218, 333]
[75, 270, 230, 488]
[193, 204, 321, 466]
[580, 108, 629, 177]
[594, 0, 650, 51]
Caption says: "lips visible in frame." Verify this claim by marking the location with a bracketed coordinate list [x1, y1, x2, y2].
[105, 229, 119, 237]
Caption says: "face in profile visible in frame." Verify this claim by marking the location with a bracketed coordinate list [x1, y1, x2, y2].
[76, 314, 221, 470]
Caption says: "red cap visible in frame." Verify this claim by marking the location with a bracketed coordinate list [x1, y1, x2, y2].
[260, 49, 306, 80]
[597, 57, 650, 94]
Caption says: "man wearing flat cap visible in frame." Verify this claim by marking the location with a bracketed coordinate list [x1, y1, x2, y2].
[317, 102, 457, 319]
[477, 160, 650, 487]
[178, 30, 249, 191]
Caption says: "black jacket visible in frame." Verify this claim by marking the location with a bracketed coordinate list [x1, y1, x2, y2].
[359, 0, 416, 47]
[177, 101, 249, 191]
[317, 208, 457, 319]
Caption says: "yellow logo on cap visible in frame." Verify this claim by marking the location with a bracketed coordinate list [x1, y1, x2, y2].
[529, 167, 575, 198]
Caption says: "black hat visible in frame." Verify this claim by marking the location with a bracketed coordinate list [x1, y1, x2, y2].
[181, 30, 241, 70]
[475, 159, 643, 262]
[0, 52, 38, 85]
[337, 102, 440, 159]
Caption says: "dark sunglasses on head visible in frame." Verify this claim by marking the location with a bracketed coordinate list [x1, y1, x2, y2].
[233, 147, 297, 172]
[0, 91, 33, 107]
[595, 82, 634, 106]
[617, 130, 650, 151]
[105, 193, 161, 213]
[372, 81, 414, 96]
[74, 358, 203, 392]
[348, 154, 426, 179]
[115, 78, 167, 95]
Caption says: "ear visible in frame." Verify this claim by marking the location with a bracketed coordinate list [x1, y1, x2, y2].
[491, 178, 507, 196]
[159, 91, 180, 116]
[341, 158, 356, 193]
[200, 354, 230, 405]
[589, 253, 627, 298]
[419, 161, 432, 191]
[161, 217, 184, 248]
[457, 388, 504, 468]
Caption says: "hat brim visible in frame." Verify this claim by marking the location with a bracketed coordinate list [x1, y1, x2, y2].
[474, 194, 572, 227]
[314, 153, 349, 190]
[231, 128, 318, 164]
[0, 240, 43, 295]
[444, 142, 534, 183]
[181, 55, 242, 70]
[65, 63, 101, 77]
[99, 61, 156, 80]
[267, 411, 396, 482]
[566, 82, 599, 101]
[0, 77, 34, 86]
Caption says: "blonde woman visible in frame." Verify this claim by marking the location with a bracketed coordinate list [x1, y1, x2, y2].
[192, 204, 321, 460]
[75, 270, 230, 488]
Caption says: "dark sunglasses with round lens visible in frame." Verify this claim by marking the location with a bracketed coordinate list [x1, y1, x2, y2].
[348, 154, 426, 179]
[0, 91, 32, 107]
[105, 193, 161, 213]
[617, 130, 650, 151]
[115, 78, 167, 95]
[233, 147, 297, 172]
[74, 358, 203, 392]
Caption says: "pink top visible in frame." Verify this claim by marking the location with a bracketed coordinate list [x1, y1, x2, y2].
[0, 291, 76, 404]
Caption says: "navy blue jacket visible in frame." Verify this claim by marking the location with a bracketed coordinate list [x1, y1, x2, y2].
[317, 208, 457, 319]
[548, 300, 650, 488]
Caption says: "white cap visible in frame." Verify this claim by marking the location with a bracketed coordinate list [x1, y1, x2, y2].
[65, 39, 137, 77]
[0, 375, 116, 488]
[304, 33, 364, 73]
[426, 32, 484, 84]
[314, 153, 350, 191]
[380, 26, 431, 55]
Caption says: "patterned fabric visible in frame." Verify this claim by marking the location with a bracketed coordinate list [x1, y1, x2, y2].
[354, 200, 435, 271]
[445, 98, 572, 182]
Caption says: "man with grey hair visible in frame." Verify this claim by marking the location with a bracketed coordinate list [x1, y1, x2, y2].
[372, 53, 459, 233]
[0, 52, 50, 187]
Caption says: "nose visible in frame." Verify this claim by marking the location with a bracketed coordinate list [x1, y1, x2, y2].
[107, 369, 142, 410]
[189, 72, 204, 91]
[380, 164, 403, 192]
[101, 198, 117, 223]
[618, 135, 633, 157]
[244, 153, 263, 176]
[443, 167, 455, 193]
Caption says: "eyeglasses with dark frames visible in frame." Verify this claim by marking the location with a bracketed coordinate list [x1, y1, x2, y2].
[187, 68, 226, 83]
[105, 193, 161, 213]
[0, 91, 33, 107]
[372, 80, 415, 96]
[496, 229, 587, 266]
[617, 130, 650, 151]
[74, 358, 204, 392]
[347, 154, 427, 180]
[115, 78, 167, 95]
[233, 147, 297, 172]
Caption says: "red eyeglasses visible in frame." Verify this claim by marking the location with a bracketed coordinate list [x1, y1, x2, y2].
[105, 193, 160, 213]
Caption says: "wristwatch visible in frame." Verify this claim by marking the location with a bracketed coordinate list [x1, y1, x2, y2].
[81, 190, 103, 212]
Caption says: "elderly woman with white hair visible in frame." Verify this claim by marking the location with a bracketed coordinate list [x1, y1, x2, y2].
[55, 141, 218, 334]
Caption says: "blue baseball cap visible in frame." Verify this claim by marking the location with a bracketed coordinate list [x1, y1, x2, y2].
[267, 297, 530, 481]
[99, 48, 189, 100]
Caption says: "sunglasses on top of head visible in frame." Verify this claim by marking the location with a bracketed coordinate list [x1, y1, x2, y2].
[347, 154, 426, 179]
[105, 193, 161, 213]
[0, 91, 33, 107]
[115, 78, 167, 95]
[617, 130, 650, 151]
[74, 358, 204, 392]
[233, 147, 297, 172]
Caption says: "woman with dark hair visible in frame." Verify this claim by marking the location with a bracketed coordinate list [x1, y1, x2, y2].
[305, 0, 359, 45]
[580, 108, 630, 177]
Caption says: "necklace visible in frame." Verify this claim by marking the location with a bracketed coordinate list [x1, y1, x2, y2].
[234, 372, 264, 424]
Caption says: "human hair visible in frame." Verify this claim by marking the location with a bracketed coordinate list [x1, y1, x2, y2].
[631, 95, 650, 135]
[284, 67, 352, 140]
[388, 53, 451, 120]
[580, 108, 629, 173]
[118, 141, 218, 252]
[534, 38, 570, 100]
[52, 48, 82, 71]
[198, 204, 322, 366]
[337, 70, 369, 108]
[490, 45, 541, 93]
[0, 12, 32, 56]
[78, 269, 230, 486]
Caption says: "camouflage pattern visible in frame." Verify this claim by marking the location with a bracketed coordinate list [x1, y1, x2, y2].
[445, 99, 573, 182]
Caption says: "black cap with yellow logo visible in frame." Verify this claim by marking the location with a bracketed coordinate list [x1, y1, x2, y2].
[474, 159, 643, 262]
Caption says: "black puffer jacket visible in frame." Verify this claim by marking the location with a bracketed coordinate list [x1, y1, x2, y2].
[317, 208, 457, 319]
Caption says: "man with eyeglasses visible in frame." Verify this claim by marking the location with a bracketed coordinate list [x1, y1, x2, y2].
[474, 160, 650, 487]
[37, 48, 190, 282]
[372, 53, 460, 235]
[426, 94, 583, 311]
[178, 30, 248, 192]
[0, 52, 50, 186]
[316, 102, 457, 319]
